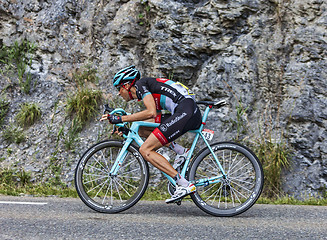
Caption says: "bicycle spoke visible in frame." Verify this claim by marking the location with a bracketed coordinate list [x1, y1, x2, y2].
[113, 179, 123, 202]
[91, 154, 109, 173]
[102, 180, 111, 205]
[229, 176, 255, 186]
[113, 178, 132, 197]
[227, 156, 245, 175]
[101, 149, 112, 171]
[201, 182, 220, 198]
[110, 178, 113, 206]
[228, 161, 251, 176]
[121, 156, 138, 168]
[119, 167, 140, 176]
[83, 174, 108, 185]
[229, 180, 252, 195]
[85, 163, 108, 175]
[229, 184, 249, 200]
[209, 187, 221, 206]
[94, 179, 109, 198]
[230, 186, 243, 204]
[207, 155, 220, 170]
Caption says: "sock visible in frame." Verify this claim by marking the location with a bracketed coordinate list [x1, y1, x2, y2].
[173, 173, 189, 187]
[169, 142, 186, 155]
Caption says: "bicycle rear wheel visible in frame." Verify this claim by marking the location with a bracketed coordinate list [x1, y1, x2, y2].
[75, 140, 149, 213]
[188, 142, 263, 217]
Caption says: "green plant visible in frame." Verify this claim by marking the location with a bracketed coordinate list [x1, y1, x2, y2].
[46, 100, 59, 137]
[0, 167, 78, 197]
[0, 167, 31, 188]
[66, 87, 102, 125]
[227, 99, 249, 141]
[0, 40, 37, 94]
[7, 148, 13, 155]
[66, 65, 103, 128]
[235, 100, 249, 140]
[2, 124, 26, 144]
[0, 97, 10, 127]
[254, 137, 290, 198]
[63, 118, 82, 151]
[138, 0, 150, 26]
[15, 102, 41, 127]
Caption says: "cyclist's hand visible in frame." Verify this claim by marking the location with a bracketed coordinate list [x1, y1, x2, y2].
[100, 114, 109, 122]
[113, 129, 124, 137]
[108, 115, 123, 124]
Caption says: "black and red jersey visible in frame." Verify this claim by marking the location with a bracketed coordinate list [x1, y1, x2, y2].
[135, 77, 195, 114]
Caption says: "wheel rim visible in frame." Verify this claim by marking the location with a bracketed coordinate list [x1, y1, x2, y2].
[192, 148, 261, 214]
[79, 144, 146, 211]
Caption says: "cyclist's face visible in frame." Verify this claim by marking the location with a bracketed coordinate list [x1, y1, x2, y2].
[118, 83, 131, 101]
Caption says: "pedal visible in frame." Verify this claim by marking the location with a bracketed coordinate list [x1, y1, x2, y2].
[166, 196, 184, 205]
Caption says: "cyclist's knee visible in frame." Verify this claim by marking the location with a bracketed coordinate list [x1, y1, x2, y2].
[139, 145, 151, 159]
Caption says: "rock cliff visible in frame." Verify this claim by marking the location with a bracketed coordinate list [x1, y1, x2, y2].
[0, 0, 326, 198]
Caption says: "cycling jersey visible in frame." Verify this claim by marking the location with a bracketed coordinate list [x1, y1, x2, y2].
[135, 77, 202, 145]
[135, 77, 195, 114]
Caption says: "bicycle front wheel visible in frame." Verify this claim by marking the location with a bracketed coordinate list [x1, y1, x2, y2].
[188, 142, 263, 217]
[75, 140, 149, 213]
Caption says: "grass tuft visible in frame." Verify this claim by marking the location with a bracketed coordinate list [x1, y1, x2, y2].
[66, 88, 102, 125]
[0, 97, 10, 127]
[2, 124, 26, 144]
[15, 102, 41, 127]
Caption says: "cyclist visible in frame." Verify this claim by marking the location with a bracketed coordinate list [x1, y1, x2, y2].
[101, 65, 202, 203]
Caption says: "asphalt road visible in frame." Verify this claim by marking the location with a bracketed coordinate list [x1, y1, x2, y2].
[0, 195, 326, 240]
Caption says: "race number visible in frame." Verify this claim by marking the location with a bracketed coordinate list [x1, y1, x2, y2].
[202, 129, 214, 141]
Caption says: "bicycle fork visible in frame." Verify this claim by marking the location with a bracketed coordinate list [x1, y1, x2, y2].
[109, 138, 134, 176]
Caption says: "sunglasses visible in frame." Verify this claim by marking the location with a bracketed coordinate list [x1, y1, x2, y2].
[116, 82, 130, 91]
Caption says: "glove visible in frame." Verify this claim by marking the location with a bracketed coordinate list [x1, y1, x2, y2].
[108, 114, 123, 124]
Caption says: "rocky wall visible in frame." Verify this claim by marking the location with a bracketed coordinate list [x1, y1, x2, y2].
[0, 0, 326, 198]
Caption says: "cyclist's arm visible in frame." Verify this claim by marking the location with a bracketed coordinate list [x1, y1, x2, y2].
[121, 94, 157, 122]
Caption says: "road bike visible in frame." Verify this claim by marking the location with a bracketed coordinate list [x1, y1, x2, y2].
[75, 100, 264, 217]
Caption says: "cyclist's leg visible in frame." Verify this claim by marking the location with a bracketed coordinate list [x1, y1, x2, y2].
[139, 133, 189, 190]
[139, 133, 178, 178]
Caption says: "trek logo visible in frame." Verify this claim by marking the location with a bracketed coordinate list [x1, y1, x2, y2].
[161, 86, 176, 97]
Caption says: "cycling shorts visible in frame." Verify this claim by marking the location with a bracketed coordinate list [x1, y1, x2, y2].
[154, 113, 171, 123]
[152, 98, 202, 145]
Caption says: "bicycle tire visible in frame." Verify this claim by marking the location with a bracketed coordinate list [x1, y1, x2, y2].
[75, 140, 149, 213]
[188, 142, 264, 217]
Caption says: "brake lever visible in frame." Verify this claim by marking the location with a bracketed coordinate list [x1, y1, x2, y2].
[103, 104, 114, 114]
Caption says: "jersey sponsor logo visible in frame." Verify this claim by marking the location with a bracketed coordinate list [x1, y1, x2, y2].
[165, 112, 187, 128]
[160, 86, 177, 97]
[160, 124, 168, 132]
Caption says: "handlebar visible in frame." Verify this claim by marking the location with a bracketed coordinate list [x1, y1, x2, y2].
[103, 104, 128, 116]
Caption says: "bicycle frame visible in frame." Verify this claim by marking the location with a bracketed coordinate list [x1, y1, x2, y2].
[109, 105, 227, 187]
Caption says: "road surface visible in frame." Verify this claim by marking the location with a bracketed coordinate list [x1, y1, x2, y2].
[0, 195, 326, 239]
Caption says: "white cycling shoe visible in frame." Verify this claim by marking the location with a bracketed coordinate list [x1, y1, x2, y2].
[165, 182, 196, 204]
